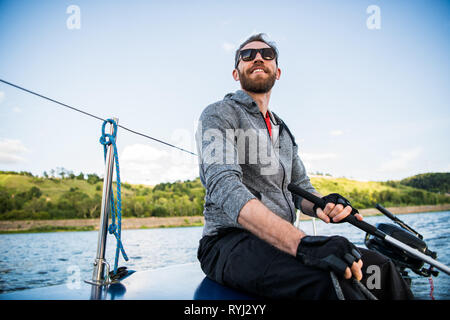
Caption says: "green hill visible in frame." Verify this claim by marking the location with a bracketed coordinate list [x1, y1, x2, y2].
[398, 172, 450, 194]
[0, 171, 449, 220]
[310, 175, 450, 209]
[0, 171, 205, 220]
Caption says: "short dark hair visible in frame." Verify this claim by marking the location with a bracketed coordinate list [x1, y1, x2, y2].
[234, 33, 279, 69]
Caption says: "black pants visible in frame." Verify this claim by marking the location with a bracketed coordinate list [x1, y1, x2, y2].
[197, 228, 414, 300]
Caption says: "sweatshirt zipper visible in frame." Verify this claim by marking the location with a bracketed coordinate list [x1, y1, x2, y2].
[279, 160, 295, 222]
[259, 112, 295, 223]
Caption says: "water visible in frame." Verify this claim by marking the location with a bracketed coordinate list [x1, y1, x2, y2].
[0, 227, 204, 295]
[0, 211, 449, 299]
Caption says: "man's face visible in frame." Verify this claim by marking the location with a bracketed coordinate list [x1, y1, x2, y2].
[233, 41, 281, 94]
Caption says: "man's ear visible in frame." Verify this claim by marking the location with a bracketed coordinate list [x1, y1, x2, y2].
[232, 69, 239, 81]
[276, 67, 281, 80]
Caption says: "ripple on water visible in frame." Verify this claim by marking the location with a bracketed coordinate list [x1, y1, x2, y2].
[0, 212, 448, 299]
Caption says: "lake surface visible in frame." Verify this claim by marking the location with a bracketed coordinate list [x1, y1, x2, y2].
[0, 211, 449, 299]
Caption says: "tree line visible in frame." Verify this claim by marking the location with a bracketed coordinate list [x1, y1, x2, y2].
[0, 170, 449, 220]
[398, 172, 450, 194]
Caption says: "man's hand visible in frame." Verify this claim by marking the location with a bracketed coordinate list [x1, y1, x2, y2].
[314, 193, 364, 223]
[296, 235, 363, 281]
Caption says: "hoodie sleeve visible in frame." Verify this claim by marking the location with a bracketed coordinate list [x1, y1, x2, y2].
[196, 103, 257, 223]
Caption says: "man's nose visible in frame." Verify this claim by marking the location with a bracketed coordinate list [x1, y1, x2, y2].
[253, 52, 264, 62]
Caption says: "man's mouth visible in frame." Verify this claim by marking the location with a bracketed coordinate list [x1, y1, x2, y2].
[249, 67, 267, 75]
[252, 68, 265, 74]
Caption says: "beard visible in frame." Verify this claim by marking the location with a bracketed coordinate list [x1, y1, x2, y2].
[238, 66, 276, 94]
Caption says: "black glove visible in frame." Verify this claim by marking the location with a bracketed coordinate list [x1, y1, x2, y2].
[296, 235, 362, 277]
[313, 193, 359, 223]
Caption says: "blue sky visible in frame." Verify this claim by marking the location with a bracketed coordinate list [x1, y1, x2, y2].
[0, 0, 449, 184]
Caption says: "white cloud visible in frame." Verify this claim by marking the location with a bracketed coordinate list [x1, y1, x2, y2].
[0, 91, 4, 104]
[12, 106, 22, 113]
[379, 147, 422, 172]
[330, 130, 343, 136]
[0, 138, 29, 164]
[119, 144, 198, 185]
[222, 42, 236, 53]
[300, 152, 339, 175]
[301, 152, 338, 161]
[220, 19, 233, 27]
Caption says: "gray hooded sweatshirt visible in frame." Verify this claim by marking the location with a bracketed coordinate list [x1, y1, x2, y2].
[196, 90, 317, 237]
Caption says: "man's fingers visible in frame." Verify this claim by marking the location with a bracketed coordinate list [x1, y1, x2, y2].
[328, 203, 344, 220]
[316, 203, 363, 223]
[343, 261, 363, 281]
[344, 267, 352, 279]
[331, 205, 353, 222]
[351, 260, 363, 281]
[322, 202, 335, 215]
[316, 208, 330, 223]
[358, 259, 363, 269]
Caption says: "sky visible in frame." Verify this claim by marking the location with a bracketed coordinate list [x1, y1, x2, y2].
[0, 0, 449, 185]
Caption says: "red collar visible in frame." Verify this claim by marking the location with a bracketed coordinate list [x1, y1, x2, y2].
[264, 111, 272, 137]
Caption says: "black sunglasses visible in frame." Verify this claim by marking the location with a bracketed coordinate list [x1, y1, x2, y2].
[236, 47, 277, 67]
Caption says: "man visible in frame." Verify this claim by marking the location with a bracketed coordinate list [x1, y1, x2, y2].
[195, 33, 413, 299]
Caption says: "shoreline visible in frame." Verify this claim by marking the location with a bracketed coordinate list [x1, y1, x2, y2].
[1, 204, 450, 234]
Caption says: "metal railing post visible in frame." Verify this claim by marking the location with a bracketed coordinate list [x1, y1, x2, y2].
[311, 218, 317, 236]
[89, 117, 119, 286]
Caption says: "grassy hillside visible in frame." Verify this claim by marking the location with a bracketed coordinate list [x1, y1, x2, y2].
[0, 171, 204, 220]
[310, 175, 450, 209]
[0, 171, 449, 220]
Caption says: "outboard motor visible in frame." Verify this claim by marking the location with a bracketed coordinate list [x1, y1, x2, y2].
[364, 205, 439, 286]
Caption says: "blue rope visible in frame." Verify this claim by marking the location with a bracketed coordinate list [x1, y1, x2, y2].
[99, 119, 128, 275]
